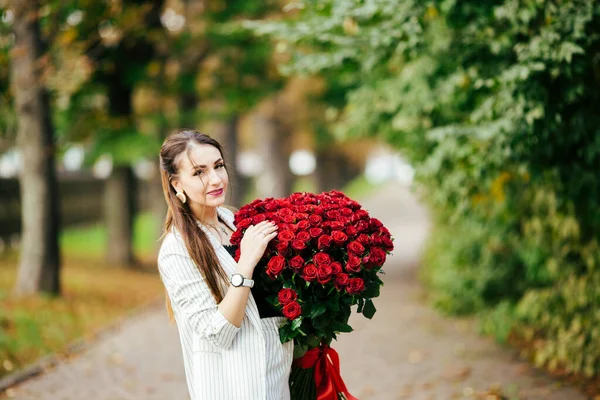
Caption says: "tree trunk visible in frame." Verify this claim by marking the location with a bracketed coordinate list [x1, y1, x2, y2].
[104, 166, 137, 266]
[253, 105, 294, 199]
[178, 88, 198, 129]
[103, 64, 137, 267]
[220, 115, 249, 208]
[10, 1, 61, 296]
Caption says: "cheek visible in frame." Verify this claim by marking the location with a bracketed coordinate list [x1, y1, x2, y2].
[182, 177, 206, 193]
[220, 169, 229, 184]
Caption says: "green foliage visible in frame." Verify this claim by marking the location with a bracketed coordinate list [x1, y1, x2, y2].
[253, 0, 600, 379]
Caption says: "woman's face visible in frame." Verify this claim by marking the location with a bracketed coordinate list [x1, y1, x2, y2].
[171, 143, 229, 210]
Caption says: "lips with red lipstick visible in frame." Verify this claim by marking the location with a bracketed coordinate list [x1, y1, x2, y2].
[207, 188, 224, 196]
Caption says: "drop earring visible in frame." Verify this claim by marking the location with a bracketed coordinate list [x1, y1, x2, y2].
[176, 191, 187, 204]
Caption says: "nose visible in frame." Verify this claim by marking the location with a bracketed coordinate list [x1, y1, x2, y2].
[206, 168, 222, 185]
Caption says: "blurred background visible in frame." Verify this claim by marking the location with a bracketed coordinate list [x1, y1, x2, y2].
[0, 0, 599, 396]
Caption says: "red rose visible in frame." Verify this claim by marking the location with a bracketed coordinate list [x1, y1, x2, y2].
[285, 223, 298, 232]
[296, 231, 311, 243]
[355, 210, 369, 220]
[297, 205, 310, 213]
[309, 227, 324, 238]
[234, 248, 241, 261]
[282, 301, 302, 320]
[382, 236, 394, 252]
[296, 213, 309, 220]
[313, 252, 332, 267]
[302, 263, 318, 281]
[356, 220, 369, 232]
[369, 247, 387, 266]
[379, 226, 391, 236]
[253, 214, 267, 224]
[278, 230, 295, 242]
[278, 288, 298, 304]
[267, 256, 286, 278]
[292, 240, 307, 251]
[230, 231, 243, 246]
[331, 230, 348, 245]
[357, 234, 370, 246]
[330, 261, 343, 275]
[346, 254, 362, 273]
[276, 241, 291, 257]
[297, 220, 311, 230]
[264, 201, 279, 212]
[347, 241, 366, 255]
[340, 207, 353, 216]
[283, 214, 296, 224]
[329, 221, 344, 231]
[325, 210, 340, 220]
[346, 277, 365, 295]
[289, 255, 305, 272]
[371, 235, 383, 246]
[279, 208, 293, 217]
[313, 206, 325, 215]
[370, 218, 383, 230]
[334, 273, 350, 289]
[309, 215, 323, 225]
[317, 235, 333, 250]
[317, 264, 333, 284]
[237, 218, 253, 230]
[345, 226, 358, 237]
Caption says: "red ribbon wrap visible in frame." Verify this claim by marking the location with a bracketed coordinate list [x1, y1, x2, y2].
[293, 344, 358, 400]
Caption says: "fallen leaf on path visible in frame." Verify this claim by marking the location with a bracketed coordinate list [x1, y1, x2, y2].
[397, 383, 413, 398]
[442, 365, 472, 382]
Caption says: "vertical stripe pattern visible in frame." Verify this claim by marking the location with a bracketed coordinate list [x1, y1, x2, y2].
[157, 207, 293, 400]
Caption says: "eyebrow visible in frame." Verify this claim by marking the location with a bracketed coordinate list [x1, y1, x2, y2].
[192, 158, 224, 169]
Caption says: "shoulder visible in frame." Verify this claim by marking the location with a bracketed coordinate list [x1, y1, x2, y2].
[158, 228, 188, 261]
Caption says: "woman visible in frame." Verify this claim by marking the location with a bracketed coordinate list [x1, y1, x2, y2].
[157, 130, 293, 400]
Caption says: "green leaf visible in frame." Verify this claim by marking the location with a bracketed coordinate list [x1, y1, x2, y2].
[291, 317, 303, 331]
[357, 297, 365, 313]
[330, 321, 353, 333]
[363, 284, 380, 298]
[363, 299, 377, 319]
[310, 303, 327, 318]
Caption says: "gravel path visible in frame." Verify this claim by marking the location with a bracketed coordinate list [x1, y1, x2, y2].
[2, 183, 587, 400]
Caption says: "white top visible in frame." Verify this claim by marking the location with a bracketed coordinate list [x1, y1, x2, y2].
[157, 207, 293, 400]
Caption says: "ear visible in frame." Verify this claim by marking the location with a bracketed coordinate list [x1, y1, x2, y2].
[170, 177, 182, 194]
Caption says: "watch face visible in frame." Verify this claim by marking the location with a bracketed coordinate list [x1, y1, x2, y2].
[231, 274, 243, 287]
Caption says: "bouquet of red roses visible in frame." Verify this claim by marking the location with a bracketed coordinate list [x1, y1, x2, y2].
[230, 190, 394, 400]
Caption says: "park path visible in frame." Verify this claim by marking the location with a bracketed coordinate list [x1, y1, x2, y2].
[2, 183, 587, 400]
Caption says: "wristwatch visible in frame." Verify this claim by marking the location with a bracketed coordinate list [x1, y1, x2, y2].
[230, 273, 254, 288]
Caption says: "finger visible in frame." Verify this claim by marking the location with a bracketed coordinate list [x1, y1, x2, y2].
[256, 220, 273, 228]
[265, 231, 278, 241]
[263, 225, 278, 234]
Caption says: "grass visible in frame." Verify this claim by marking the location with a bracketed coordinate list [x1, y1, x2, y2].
[341, 174, 384, 200]
[0, 213, 164, 380]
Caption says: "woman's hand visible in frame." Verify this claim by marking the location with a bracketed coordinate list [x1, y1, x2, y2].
[237, 221, 278, 276]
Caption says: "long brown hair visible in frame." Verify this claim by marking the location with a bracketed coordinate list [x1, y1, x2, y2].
[159, 130, 230, 318]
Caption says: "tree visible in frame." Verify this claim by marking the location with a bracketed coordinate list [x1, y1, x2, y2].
[8, 0, 61, 295]
[53, 0, 166, 266]
[252, 0, 600, 380]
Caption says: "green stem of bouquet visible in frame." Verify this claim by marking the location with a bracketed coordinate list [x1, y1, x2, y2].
[289, 364, 317, 400]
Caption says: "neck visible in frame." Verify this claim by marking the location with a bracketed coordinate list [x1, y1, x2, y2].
[192, 204, 219, 225]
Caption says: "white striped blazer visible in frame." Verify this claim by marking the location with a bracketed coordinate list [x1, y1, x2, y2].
[157, 207, 293, 400]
